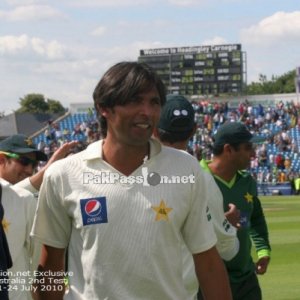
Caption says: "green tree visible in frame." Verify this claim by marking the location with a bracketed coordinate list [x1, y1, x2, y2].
[47, 99, 66, 114]
[246, 70, 296, 95]
[18, 93, 49, 113]
[276, 70, 296, 93]
[18, 93, 65, 114]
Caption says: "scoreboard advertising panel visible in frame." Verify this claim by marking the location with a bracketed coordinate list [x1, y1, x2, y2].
[138, 44, 245, 96]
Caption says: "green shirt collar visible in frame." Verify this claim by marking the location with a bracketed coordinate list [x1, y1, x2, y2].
[199, 159, 237, 188]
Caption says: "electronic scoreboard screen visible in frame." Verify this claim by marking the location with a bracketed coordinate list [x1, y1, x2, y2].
[138, 44, 245, 96]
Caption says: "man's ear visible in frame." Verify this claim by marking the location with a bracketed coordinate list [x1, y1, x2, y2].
[223, 143, 232, 154]
[0, 153, 7, 166]
[96, 103, 107, 117]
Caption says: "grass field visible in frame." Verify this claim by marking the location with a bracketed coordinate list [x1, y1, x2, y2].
[257, 195, 300, 300]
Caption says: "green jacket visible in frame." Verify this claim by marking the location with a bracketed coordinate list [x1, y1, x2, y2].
[200, 159, 271, 283]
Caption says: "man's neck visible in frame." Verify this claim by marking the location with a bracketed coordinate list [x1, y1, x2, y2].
[208, 158, 237, 183]
[102, 139, 150, 176]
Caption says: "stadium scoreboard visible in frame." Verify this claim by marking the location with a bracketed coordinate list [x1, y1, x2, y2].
[138, 44, 245, 96]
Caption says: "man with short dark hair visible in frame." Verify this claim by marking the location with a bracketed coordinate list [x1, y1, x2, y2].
[199, 122, 271, 300]
[0, 134, 47, 185]
[0, 182, 13, 300]
[0, 134, 77, 300]
[31, 61, 232, 300]
[0, 134, 49, 300]
[155, 94, 197, 149]
[154, 94, 239, 298]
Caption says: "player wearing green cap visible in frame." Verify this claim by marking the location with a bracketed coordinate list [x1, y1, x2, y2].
[154, 94, 240, 299]
[199, 122, 271, 300]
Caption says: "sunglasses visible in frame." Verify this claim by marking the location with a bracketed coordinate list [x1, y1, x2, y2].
[0, 151, 38, 168]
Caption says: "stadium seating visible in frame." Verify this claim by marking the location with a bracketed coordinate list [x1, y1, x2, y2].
[32, 103, 300, 176]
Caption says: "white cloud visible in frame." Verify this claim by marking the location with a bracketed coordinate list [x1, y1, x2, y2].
[5, 0, 46, 5]
[62, 0, 239, 7]
[90, 26, 107, 37]
[239, 11, 300, 82]
[65, 0, 233, 7]
[29, 40, 171, 106]
[167, 0, 242, 6]
[202, 36, 228, 46]
[167, 0, 203, 6]
[241, 11, 300, 45]
[31, 38, 66, 59]
[68, 0, 152, 7]
[0, 4, 65, 21]
[0, 34, 66, 59]
[34, 59, 100, 76]
[0, 34, 28, 54]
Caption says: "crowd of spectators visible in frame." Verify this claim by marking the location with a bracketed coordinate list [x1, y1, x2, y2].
[36, 111, 101, 167]
[188, 99, 300, 193]
[35, 99, 300, 191]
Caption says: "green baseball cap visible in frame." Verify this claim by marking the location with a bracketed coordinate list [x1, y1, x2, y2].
[158, 94, 195, 133]
[213, 122, 266, 146]
[0, 134, 48, 161]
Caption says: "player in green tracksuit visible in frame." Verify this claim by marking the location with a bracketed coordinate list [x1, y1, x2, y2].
[199, 122, 271, 300]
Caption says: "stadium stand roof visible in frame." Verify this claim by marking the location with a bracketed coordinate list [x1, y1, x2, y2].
[0, 112, 64, 140]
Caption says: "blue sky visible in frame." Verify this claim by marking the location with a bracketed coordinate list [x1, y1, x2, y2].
[0, 0, 300, 114]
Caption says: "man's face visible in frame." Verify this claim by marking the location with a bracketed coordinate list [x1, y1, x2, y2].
[0, 152, 37, 184]
[231, 142, 256, 170]
[104, 87, 162, 147]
